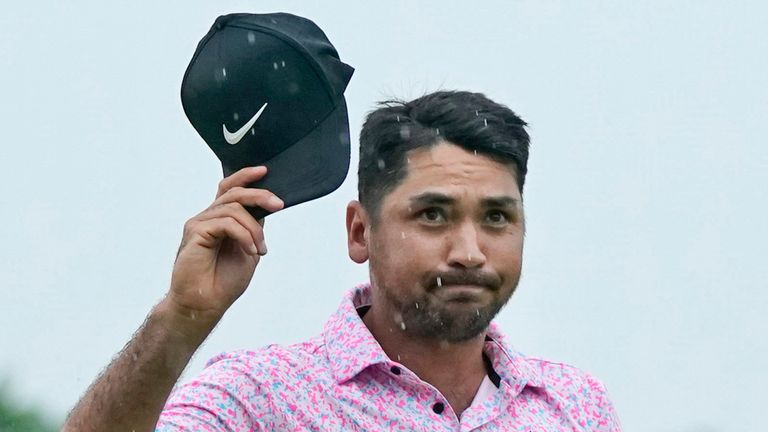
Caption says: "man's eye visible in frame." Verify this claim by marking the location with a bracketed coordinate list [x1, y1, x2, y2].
[486, 210, 509, 224]
[419, 208, 445, 223]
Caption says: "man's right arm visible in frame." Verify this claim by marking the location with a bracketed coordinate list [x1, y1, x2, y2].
[62, 166, 284, 432]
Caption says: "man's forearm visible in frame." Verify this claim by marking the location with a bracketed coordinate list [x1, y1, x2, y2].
[63, 299, 219, 432]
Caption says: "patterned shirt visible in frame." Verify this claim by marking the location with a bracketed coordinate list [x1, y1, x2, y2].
[156, 283, 622, 431]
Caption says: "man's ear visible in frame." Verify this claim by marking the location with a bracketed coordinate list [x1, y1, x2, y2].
[346, 200, 370, 264]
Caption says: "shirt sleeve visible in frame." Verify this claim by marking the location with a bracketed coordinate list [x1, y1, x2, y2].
[155, 352, 273, 431]
[582, 373, 623, 432]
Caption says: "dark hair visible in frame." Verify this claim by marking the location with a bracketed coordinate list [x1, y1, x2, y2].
[357, 90, 530, 221]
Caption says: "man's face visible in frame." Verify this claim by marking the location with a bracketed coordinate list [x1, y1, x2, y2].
[366, 141, 525, 342]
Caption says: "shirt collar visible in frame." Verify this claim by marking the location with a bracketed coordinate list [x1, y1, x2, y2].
[324, 283, 390, 384]
[323, 283, 544, 392]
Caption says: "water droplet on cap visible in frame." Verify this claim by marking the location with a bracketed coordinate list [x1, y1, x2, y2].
[233, 112, 239, 121]
[483, 118, 488, 127]
[273, 62, 278, 70]
[222, 67, 227, 77]
[281, 60, 286, 67]
[247, 32, 256, 44]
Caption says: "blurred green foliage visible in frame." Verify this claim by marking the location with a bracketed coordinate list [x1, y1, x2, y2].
[0, 382, 57, 432]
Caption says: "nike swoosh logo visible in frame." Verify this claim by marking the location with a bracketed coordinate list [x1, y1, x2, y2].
[222, 102, 268, 145]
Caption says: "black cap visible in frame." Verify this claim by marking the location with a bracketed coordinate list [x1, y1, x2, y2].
[181, 13, 354, 219]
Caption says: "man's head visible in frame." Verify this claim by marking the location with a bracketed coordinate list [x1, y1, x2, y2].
[346, 91, 530, 343]
[357, 91, 529, 223]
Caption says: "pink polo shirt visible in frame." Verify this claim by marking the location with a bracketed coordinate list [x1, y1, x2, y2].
[156, 283, 622, 431]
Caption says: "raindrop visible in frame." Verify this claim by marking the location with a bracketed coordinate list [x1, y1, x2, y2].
[473, 150, 477, 156]
[468, 253, 473, 262]
[435, 127, 440, 136]
[273, 62, 278, 70]
[247, 32, 256, 44]
[251, 128, 256, 135]
[281, 60, 286, 67]
[400, 321, 406, 330]
[436, 276, 442, 287]
[476, 309, 480, 317]
[415, 302, 420, 309]
[397, 354, 401, 361]
[131, 353, 138, 361]
[406, 157, 411, 164]
[400, 126, 411, 140]
[222, 67, 227, 77]
[233, 112, 240, 121]
[483, 118, 488, 127]
[377, 158, 386, 169]
[396, 115, 400, 122]
[190, 311, 197, 320]
[475, 110, 479, 116]
[401, 232, 407, 239]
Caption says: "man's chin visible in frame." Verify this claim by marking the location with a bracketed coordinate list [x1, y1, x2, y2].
[406, 306, 493, 342]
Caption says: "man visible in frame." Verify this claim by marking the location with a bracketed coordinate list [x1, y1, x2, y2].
[64, 91, 622, 431]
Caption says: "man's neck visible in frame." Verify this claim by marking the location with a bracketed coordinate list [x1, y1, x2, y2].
[361, 305, 488, 417]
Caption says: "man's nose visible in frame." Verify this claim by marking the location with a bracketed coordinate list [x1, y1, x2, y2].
[446, 221, 487, 268]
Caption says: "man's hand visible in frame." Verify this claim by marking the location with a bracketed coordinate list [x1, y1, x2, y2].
[63, 165, 284, 432]
[167, 165, 285, 324]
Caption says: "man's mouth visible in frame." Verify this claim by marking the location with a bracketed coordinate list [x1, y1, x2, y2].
[433, 284, 488, 302]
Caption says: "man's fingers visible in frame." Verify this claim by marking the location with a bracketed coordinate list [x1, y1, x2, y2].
[187, 216, 261, 256]
[212, 186, 285, 213]
[195, 203, 267, 255]
[216, 166, 269, 199]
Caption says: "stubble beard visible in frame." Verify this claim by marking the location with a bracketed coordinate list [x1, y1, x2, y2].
[371, 273, 518, 343]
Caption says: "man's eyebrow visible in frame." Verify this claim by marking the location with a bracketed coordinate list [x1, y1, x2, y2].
[409, 192, 456, 206]
[481, 196, 520, 208]
[408, 193, 520, 208]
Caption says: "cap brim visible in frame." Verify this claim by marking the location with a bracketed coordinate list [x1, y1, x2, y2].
[223, 99, 351, 220]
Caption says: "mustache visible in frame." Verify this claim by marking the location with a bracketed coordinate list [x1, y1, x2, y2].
[423, 269, 502, 291]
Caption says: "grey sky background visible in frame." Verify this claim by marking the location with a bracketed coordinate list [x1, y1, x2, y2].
[1, 1, 766, 430]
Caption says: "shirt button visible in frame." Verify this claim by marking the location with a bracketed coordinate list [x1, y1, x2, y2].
[390, 366, 401, 375]
[432, 402, 445, 414]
